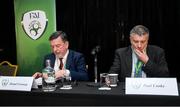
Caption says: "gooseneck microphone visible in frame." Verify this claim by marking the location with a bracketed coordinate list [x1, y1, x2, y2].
[91, 45, 101, 55]
[87, 45, 101, 87]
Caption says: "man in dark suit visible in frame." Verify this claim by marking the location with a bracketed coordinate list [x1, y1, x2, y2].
[33, 31, 88, 81]
[109, 25, 169, 82]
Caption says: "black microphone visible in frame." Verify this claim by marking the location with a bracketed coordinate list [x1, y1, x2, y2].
[87, 45, 101, 87]
[91, 45, 101, 55]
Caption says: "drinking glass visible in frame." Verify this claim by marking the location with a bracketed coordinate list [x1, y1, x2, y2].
[60, 74, 72, 90]
[98, 73, 111, 90]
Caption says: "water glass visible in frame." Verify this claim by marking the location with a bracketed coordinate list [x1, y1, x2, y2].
[60, 75, 72, 90]
[98, 73, 111, 90]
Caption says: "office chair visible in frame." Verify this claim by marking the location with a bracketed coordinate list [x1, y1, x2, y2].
[0, 61, 18, 76]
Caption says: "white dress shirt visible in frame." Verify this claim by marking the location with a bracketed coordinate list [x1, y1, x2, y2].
[131, 48, 146, 78]
[54, 50, 70, 76]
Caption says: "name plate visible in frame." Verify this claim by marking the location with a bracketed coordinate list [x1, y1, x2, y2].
[0, 76, 33, 91]
[125, 78, 179, 96]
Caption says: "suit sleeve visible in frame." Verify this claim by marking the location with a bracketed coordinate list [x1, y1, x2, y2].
[70, 54, 89, 81]
[109, 49, 121, 74]
[142, 49, 169, 77]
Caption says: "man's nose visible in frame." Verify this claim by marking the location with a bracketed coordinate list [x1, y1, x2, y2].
[137, 42, 142, 48]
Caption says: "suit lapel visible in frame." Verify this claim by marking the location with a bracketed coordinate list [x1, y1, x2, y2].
[146, 46, 151, 59]
[66, 50, 72, 69]
[125, 46, 132, 76]
[51, 53, 56, 67]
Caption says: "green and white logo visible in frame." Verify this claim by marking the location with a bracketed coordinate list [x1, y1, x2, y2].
[21, 10, 48, 40]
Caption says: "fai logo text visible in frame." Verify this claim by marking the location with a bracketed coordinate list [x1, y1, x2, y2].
[21, 10, 48, 40]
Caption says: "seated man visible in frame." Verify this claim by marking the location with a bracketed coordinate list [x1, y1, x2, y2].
[33, 31, 89, 81]
[109, 25, 169, 82]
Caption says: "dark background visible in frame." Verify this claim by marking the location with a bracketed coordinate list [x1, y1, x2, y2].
[1, 0, 180, 81]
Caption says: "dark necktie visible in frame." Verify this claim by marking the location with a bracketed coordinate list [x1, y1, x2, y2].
[59, 58, 63, 70]
[134, 59, 143, 77]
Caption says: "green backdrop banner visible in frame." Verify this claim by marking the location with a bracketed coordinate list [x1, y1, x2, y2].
[14, 0, 56, 76]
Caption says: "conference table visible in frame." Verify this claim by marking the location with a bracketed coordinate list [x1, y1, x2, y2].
[0, 82, 180, 106]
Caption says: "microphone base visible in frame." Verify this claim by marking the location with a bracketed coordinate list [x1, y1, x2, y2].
[86, 82, 100, 87]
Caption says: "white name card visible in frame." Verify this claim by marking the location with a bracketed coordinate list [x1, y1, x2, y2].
[125, 77, 179, 96]
[0, 76, 34, 91]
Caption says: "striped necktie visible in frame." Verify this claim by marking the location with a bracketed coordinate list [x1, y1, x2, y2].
[59, 58, 63, 70]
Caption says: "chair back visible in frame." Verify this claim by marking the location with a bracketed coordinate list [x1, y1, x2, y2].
[0, 61, 18, 76]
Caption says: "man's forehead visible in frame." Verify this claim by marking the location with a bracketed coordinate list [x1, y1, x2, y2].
[131, 33, 148, 37]
[131, 34, 148, 41]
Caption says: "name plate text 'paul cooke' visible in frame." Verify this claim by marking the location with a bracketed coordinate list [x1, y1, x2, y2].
[125, 78, 179, 96]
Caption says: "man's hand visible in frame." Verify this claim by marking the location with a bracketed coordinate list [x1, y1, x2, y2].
[32, 72, 42, 79]
[42, 73, 48, 79]
[134, 49, 149, 64]
[55, 70, 66, 79]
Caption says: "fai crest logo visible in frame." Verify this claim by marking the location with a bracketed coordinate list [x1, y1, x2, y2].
[1, 79, 9, 87]
[21, 10, 48, 40]
[131, 79, 142, 89]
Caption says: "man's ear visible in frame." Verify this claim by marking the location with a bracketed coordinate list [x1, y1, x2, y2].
[65, 41, 69, 48]
[129, 36, 133, 44]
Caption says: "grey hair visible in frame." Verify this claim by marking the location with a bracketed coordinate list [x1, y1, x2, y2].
[130, 25, 149, 37]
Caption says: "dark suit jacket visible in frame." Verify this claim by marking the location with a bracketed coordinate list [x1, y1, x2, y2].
[109, 45, 169, 82]
[43, 49, 89, 81]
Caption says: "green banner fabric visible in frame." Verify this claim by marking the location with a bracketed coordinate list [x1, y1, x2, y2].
[14, 0, 56, 76]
